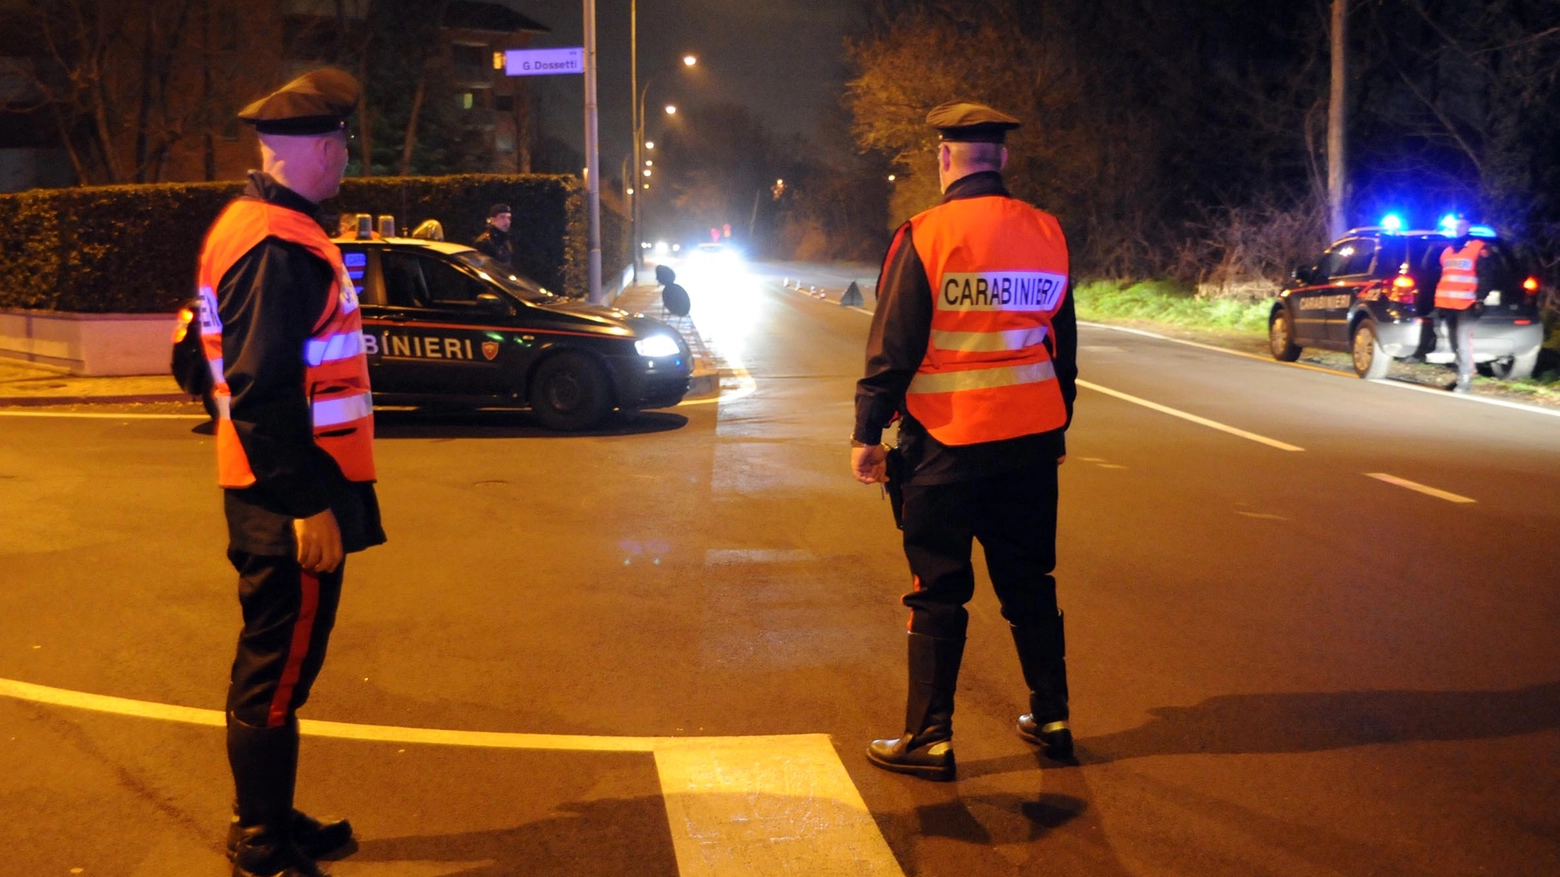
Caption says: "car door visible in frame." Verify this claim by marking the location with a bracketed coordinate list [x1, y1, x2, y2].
[367, 250, 513, 398]
[1294, 238, 1376, 345]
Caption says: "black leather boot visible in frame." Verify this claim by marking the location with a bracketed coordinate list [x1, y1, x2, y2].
[1012, 612, 1074, 759]
[227, 714, 326, 877]
[227, 810, 355, 863]
[867, 633, 964, 781]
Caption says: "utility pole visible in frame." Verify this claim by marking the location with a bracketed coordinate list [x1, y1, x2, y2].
[583, 0, 602, 303]
[630, 0, 639, 283]
[1328, 0, 1348, 239]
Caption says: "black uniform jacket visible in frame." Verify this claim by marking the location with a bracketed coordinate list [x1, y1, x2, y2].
[218, 172, 386, 557]
[473, 226, 513, 265]
[853, 171, 1078, 485]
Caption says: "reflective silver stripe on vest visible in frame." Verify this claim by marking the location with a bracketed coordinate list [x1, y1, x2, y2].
[312, 392, 373, 428]
[304, 331, 364, 367]
[908, 360, 1057, 395]
[929, 326, 1049, 353]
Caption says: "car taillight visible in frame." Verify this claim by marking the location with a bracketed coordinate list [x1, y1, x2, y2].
[1387, 274, 1417, 304]
[171, 307, 195, 343]
[1523, 276, 1540, 303]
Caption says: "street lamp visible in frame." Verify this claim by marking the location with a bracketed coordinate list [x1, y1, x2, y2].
[630, 36, 697, 280]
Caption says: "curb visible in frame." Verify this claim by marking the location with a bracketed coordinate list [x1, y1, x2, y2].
[687, 370, 718, 397]
[0, 392, 194, 407]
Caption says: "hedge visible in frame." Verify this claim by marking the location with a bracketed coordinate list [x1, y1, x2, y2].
[0, 174, 630, 313]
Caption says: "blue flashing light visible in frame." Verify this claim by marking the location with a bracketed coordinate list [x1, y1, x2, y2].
[1438, 214, 1460, 231]
[1380, 214, 1405, 232]
[1469, 225, 1497, 238]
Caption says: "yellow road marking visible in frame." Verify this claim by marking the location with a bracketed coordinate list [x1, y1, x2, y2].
[0, 676, 904, 876]
[1366, 473, 1477, 504]
[1079, 379, 1305, 452]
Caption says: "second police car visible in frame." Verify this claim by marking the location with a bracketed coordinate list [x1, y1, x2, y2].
[1268, 217, 1545, 380]
[173, 230, 693, 431]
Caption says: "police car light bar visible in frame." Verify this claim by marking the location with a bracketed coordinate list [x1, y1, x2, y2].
[1380, 214, 1405, 232]
[1470, 225, 1497, 237]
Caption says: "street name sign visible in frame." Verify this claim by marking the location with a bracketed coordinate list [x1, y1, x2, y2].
[503, 48, 585, 77]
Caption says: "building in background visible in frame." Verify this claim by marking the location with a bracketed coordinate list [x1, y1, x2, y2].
[0, 0, 549, 191]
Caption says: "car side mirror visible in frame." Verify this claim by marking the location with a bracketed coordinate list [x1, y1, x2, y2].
[1293, 264, 1315, 284]
[476, 293, 511, 315]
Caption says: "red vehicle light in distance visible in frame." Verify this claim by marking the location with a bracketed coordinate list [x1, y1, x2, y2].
[1523, 277, 1539, 291]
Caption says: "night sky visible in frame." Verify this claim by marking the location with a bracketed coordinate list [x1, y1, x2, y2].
[505, 0, 863, 166]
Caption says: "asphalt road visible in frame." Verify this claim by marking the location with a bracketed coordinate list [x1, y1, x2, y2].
[1, 264, 1557, 877]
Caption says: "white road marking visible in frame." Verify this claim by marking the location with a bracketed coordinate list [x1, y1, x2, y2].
[705, 549, 815, 565]
[1081, 320, 1560, 419]
[1365, 473, 1477, 504]
[1078, 321, 1340, 375]
[0, 676, 904, 877]
[656, 736, 903, 877]
[1079, 379, 1305, 451]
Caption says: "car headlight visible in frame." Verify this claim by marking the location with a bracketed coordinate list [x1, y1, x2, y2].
[635, 334, 681, 358]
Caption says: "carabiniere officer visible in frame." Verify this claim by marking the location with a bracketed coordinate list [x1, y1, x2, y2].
[197, 68, 385, 877]
[851, 101, 1079, 781]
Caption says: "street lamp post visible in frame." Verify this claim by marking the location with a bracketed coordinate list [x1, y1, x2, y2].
[630, 42, 696, 282]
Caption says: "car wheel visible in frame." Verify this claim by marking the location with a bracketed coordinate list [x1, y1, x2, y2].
[1269, 309, 1301, 361]
[528, 352, 612, 431]
[1484, 348, 1539, 380]
[1351, 320, 1391, 379]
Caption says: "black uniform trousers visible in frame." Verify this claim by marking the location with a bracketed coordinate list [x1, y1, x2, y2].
[1439, 306, 1477, 382]
[227, 549, 345, 729]
[899, 463, 1060, 638]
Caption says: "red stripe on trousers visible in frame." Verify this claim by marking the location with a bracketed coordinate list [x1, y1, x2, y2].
[267, 569, 320, 728]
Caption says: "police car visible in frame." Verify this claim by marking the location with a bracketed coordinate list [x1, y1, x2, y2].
[172, 237, 693, 430]
[1268, 217, 1545, 380]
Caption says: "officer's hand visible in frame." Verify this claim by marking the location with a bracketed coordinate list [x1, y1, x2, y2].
[852, 444, 889, 485]
[293, 509, 343, 574]
[1057, 454, 1067, 465]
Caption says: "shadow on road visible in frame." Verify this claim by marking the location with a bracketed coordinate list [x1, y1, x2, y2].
[1068, 681, 1560, 764]
[349, 796, 680, 877]
[371, 409, 688, 440]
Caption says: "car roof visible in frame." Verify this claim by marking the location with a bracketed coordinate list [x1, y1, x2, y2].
[333, 236, 478, 256]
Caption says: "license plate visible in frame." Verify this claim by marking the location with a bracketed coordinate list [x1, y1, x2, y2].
[1484, 290, 1502, 306]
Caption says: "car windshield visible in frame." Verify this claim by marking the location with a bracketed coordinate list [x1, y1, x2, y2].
[454, 252, 558, 303]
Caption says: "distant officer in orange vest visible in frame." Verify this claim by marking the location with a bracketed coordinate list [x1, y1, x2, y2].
[1433, 214, 1486, 393]
[851, 101, 1078, 781]
[198, 68, 384, 877]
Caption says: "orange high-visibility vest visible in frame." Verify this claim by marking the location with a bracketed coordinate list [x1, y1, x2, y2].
[1434, 239, 1485, 310]
[903, 195, 1071, 446]
[196, 199, 376, 488]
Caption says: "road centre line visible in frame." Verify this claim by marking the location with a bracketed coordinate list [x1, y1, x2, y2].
[1078, 379, 1305, 451]
[0, 676, 903, 877]
[1365, 473, 1477, 504]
